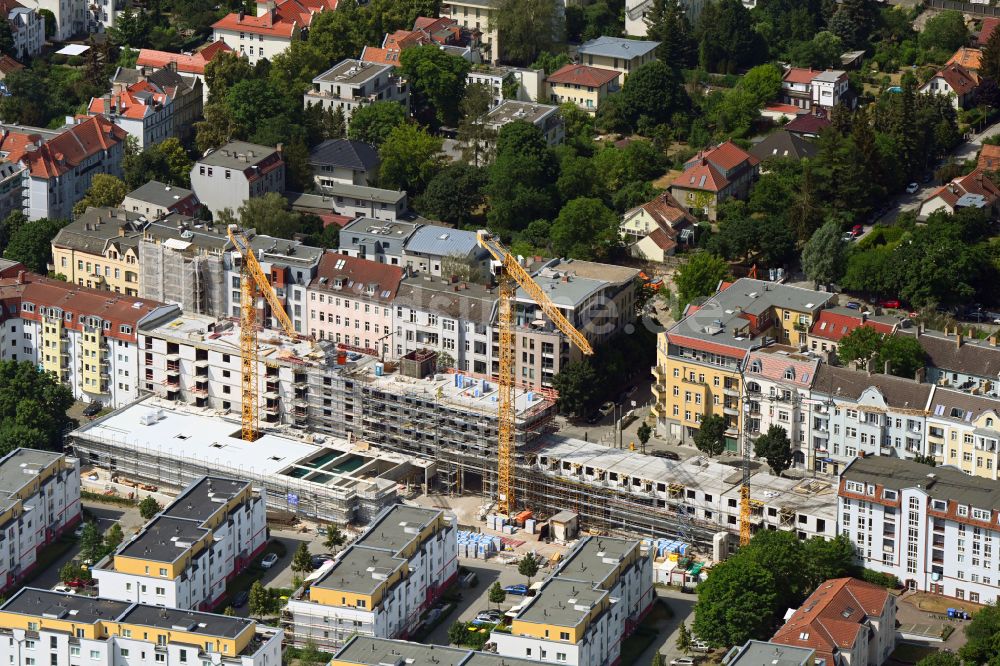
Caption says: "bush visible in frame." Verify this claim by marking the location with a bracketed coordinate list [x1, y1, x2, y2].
[51, 54, 67, 65]
[67, 55, 84, 66]
[861, 569, 900, 588]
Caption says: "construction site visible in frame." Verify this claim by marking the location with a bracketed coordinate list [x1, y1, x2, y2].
[138, 231, 227, 319]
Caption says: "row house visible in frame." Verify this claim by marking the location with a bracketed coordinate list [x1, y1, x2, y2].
[189, 141, 285, 219]
[670, 141, 760, 221]
[900, 327, 1000, 398]
[285, 504, 458, 652]
[109, 64, 204, 141]
[136, 40, 234, 103]
[93, 476, 266, 611]
[0, 270, 178, 407]
[0, 0, 43, 59]
[361, 16, 478, 68]
[303, 59, 409, 121]
[339, 219, 490, 277]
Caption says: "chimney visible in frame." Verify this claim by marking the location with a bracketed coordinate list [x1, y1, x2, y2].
[956, 332, 963, 348]
[915, 366, 926, 383]
[238, 8, 245, 20]
[884, 360, 891, 375]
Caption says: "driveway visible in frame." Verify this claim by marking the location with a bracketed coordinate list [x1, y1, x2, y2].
[31, 500, 130, 590]
[895, 591, 969, 653]
[635, 588, 698, 665]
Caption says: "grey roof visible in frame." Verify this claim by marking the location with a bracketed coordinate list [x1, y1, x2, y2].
[312, 545, 407, 595]
[813, 69, 846, 82]
[393, 277, 497, 325]
[521, 257, 640, 309]
[553, 536, 639, 588]
[516, 577, 608, 627]
[314, 59, 392, 86]
[485, 100, 559, 127]
[117, 603, 254, 638]
[353, 504, 445, 554]
[750, 131, 818, 162]
[0, 258, 22, 272]
[111, 66, 197, 93]
[160, 476, 250, 524]
[0, 449, 64, 515]
[198, 141, 278, 169]
[540, 257, 639, 286]
[333, 636, 540, 666]
[928, 387, 1000, 424]
[124, 180, 196, 209]
[577, 36, 659, 59]
[341, 217, 421, 241]
[1, 589, 131, 624]
[51, 207, 146, 254]
[724, 641, 815, 666]
[898, 329, 1000, 379]
[310, 178, 409, 204]
[812, 364, 932, 410]
[842, 456, 1000, 512]
[116, 515, 210, 563]
[309, 139, 380, 172]
[404, 225, 483, 257]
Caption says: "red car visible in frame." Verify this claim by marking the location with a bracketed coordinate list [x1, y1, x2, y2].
[851, 224, 864, 238]
[878, 299, 901, 309]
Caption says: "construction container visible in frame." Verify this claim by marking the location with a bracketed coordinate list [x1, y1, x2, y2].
[524, 518, 536, 534]
[515, 510, 533, 526]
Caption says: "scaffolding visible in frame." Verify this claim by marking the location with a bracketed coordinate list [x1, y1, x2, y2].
[138, 240, 225, 318]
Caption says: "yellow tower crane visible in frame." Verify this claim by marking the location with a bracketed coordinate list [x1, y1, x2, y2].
[476, 230, 594, 516]
[227, 225, 298, 442]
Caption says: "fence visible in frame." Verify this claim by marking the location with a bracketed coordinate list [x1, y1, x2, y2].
[923, 0, 1000, 18]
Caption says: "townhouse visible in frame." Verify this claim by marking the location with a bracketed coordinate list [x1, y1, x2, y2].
[212, 0, 335, 64]
[925, 388, 1000, 480]
[576, 36, 659, 84]
[651, 278, 833, 445]
[303, 60, 409, 120]
[0, 270, 178, 407]
[839, 456, 1000, 604]
[332, 636, 538, 666]
[921, 62, 980, 109]
[0, 0, 43, 59]
[136, 40, 234, 103]
[620, 190, 695, 261]
[109, 64, 204, 141]
[0, 116, 127, 221]
[491, 536, 653, 666]
[306, 252, 403, 354]
[485, 100, 564, 146]
[901, 327, 1000, 398]
[88, 81, 175, 149]
[121, 180, 201, 219]
[285, 504, 458, 652]
[0, 449, 81, 595]
[670, 141, 760, 221]
[0, 588, 282, 665]
[93, 476, 266, 611]
[771, 578, 896, 666]
[189, 141, 285, 219]
[310, 138, 380, 188]
[546, 63, 619, 113]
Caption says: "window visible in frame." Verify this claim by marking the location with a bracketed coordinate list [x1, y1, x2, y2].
[90, 651, 101, 659]
[559, 631, 570, 640]
[159, 567, 167, 576]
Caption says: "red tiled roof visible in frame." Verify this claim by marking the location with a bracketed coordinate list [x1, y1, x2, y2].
[547, 63, 619, 88]
[310, 253, 404, 303]
[782, 67, 820, 84]
[88, 81, 169, 120]
[136, 40, 233, 75]
[693, 140, 759, 171]
[930, 62, 980, 96]
[0, 54, 22, 75]
[979, 144, 1000, 171]
[19, 116, 126, 179]
[810, 309, 895, 342]
[675, 160, 729, 192]
[947, 47, 982, 71]
[638, 191, 695, 229]
[764, 103, 805, 115]
[666, 332, 747, 359]
[772, 578, 891, 664]
[980, 17, 1000, 45]
[925, 168, 1000, 209]
[646, 227, 677, 253]
[384, 28, 428, 49]
[746, 346, 818, 387]
[360, 46, 401, 66]
[213, 0, 325, 38]
[785, 109, 831, 135]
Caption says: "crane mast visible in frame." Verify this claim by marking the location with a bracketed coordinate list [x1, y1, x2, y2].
[476, 231, 594, 516]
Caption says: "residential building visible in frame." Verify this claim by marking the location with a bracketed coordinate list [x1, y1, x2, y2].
[723, 641, 815, 666]
[303, 59, 409, 120]
[109, 64, 204, 140]
[0, 116, 127, 221]
[21, 0, 123, 40]
[650, 278, 834, 445]
[780, 67, 819, 109]
[948, 46, 982, 72]
[121, 180, 201, 218]
[749, 130, 818, 164]
[919, 169, 1000, 217]
[925, 388, 1000, 478]
[212, 0, 329, 64]
[93, 476, 266, 610]
[780, 67, 849, 110]
[88, 83, 174, 148]
[190, 141, 285, 219]
[338, 218, 420, 265]
[811, 69, 850, 108]
[783, 108, 831, 139]
[576, 36, 659, 83]
[440, 0, 499, 62]
[136, 40, 234, 102]
[467, 65, 546, 106]
[771, 578, 896, 666]
[361, 16, 479, 67]
[0, 270, 178, 406]
[402, 225, 490, 277]
[0, 449, 81, 595]
[0, 588, 282, 665]
[491, 536, 653, 666]
[921, 62, 980, 109]
[306, 252, 403, 354]
[485, 100, 564, 145]
[332, 637, 538, 666]
[761, 103, 806, 123]
[51, 208, 145, 294]
[806, 306, 899, 356]
[670, 141, 760, 221]
[839, 455, 1000, 604]
[620, 190, 695, 261]
[980, 17, 1000, 46]
[293, 182, 409, 221]
[546, 63, 619, 113]
[285, 504, 458, 652]
[901, 327, 1000, 398]
[0, 133, 26, 222]
[978, 144, 1000, 171]
[0, 54, 21, 81]
[0, 0, 43, 60]
[624, 0, 706, 37]
[310, 139, 380, 188]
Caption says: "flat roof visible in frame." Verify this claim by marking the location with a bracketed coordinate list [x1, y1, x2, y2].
[333, 636, 541, 666]
[725, 641, 815, 666]
[2, 589, 131, 624]
[125, 180, 195, 208]
[117, 604, 254, 638]
[312, 545, 407, 595]
[315, 59, 392, 86]
[340, 217, 421, 240]
[117, 514, 210, 563]
[485, 100, 559, 127]
[353, 504, 445, 554]
[516, 578, 607, 627]
[198, 141, 278, 169]
[577, 35, 659, 59]
[0, 448, 63, 496]
[161, 476, 251, 524]
[553, 536, 637, 586]
[309, 179, 408, 203]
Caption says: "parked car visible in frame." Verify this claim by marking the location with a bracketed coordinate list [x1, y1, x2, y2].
[845, 302, 861, 310]
[261, 553, 279, 570]
[599, 401, 615, 416]
[651, 450, 680, 460]
[878, 298, 901, 309]
[671, 658, 698, 666]
[851, 224, 863, 237]
[311, 555, 332, 570]
[841, 232, 855, 242]
[52, 585, 76, 594]
[232, 590, 249, 608]
[503, 584, 529, 595]
[82, 402, 103, 417]
[476, 610, 503, 622]
[906, 182, 919, 193]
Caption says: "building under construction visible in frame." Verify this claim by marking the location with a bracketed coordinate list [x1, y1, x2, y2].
[138, 234, 226, 318]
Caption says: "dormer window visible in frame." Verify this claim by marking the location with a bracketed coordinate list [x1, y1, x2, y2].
[784, 368, 795, 381]
[749, 359, 761, 373]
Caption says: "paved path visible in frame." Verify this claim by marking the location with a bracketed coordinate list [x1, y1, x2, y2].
[635, 588, 698, 666]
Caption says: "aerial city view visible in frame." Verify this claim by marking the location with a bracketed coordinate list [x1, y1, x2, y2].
[0, 0, 998, 663]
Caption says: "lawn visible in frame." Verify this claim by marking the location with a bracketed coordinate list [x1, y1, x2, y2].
[909, 592, 985, 615]
[620, 627, 659, 666]
[890, 643, 940, 665]
[22, 535, 77, 586]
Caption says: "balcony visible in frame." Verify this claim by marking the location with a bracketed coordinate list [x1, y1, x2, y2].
[793, 322, 808, 332]
[651, 365, 666, 382]
[814, 428, 829, 439]
[723, 405, 738, 416]
[723, 384, 739, 397]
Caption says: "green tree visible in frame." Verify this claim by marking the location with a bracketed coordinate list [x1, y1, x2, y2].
[530, 51, 571, 74]
[0, 360, 74, 453]
[108, 7, 151, 47]
[292, 541, 313, 575]
[60, 561, 90, 584]
[448, 621, 469, 645]
[552, 360, 600, 418]
[219, 192, 303, 237]
[877, 335, 926, 379]
[753, 425, 793, 476]
[156, 138, 194, 187]
[139, 496, 162, 520]
[248, 580, 269, 619]
[489, 0, 562, 65]
[38, 9, 56, 38]
[517, 552, 540, 584]
[4, 218, 68, 274]
[204, 50, 254, 102]
[416, 164, 487, 227]
[801, 534, 859, 589]
[982, 25, 1000, 83]
[297, 641, 327, 666]
[0, 21, 14, 57]
[787, 31, 844, 69]
[828, 0, 877, 49]
[348, 103, 409, 149]
[652, 653, 668, 666]
[693, 556, 777, 646]
[913, 454, 937, 467]
[323, 525, 347, 553]
[551, 197, 619, 260]
[73, 174, 128, 216]
[618, 61, 689, 131]
[836, 326, 884, 368]
[801, 220, 848, 288]
[488, 580, 507, 609]
[307, 4, 366, 68]
[694, 414, 727, 457]
[195, 103, 238, 155]
[378, 124, 443, 195]
[959, 601, 1000, 665]
[104, 523, 125, 552]
[697, 0, 766, 73]
[919, 10, 968, 53]
[675, 252, 729, 307]
[486, 121, 559, 234]
[80, 522, 105, 564]
[637, 422, 652, 449]
[222, 606, 236, 616]
[645, 0, 696, 68]
[916, 653, 961, 666]
[400, 44, 470, 126]
[675, 623, 691, 654]
[457, 83, 497, 166]
[737, 64, 783, 106]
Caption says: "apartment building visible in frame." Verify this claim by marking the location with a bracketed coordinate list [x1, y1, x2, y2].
[285, 504, 458, 652]
[121, 180, 201, 218]
[900, 327, 1000, 398]
[723, 642, 815, 666]
[0, 449, 81, 595]
[806, 306, 899, 356]
[332, 636, 538, 666]
[109, 64, 204, 141]
[338, 218, 420, 265]
[94, 476, 266, 611]
[339, 220, 490, 277]
[441, 0, 499, 61]
[0, 0, 43, 59]
[577, 36, 659, 84]
[651, 278, 833, 446]
[88, 82, 175, 149]
[925, 388, 1000, 479]
[21, 0, 122, 39]
[299, 182, 409, 221]
[467, 65, 546, 106]
[0, 270, 178, 407]
[839, 456, 1000, 604]
[0, 147, 24, 222]
[190, 141, 285, 218]
[306, 252, 403, 354]
[310, 138, 380, 188]
[771, 577, 896, 666]
[212, 0, 332, 64]
[303, 60, 409, 120]
[546, 64, 619, 113]
[0, 588, 282, 665]
[136, 40, 234, 103]
[492, 537, 653, 666]
[51, 208, 145, 294]
[0, 116, 127, 221]
[485, 100, 564, 146]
